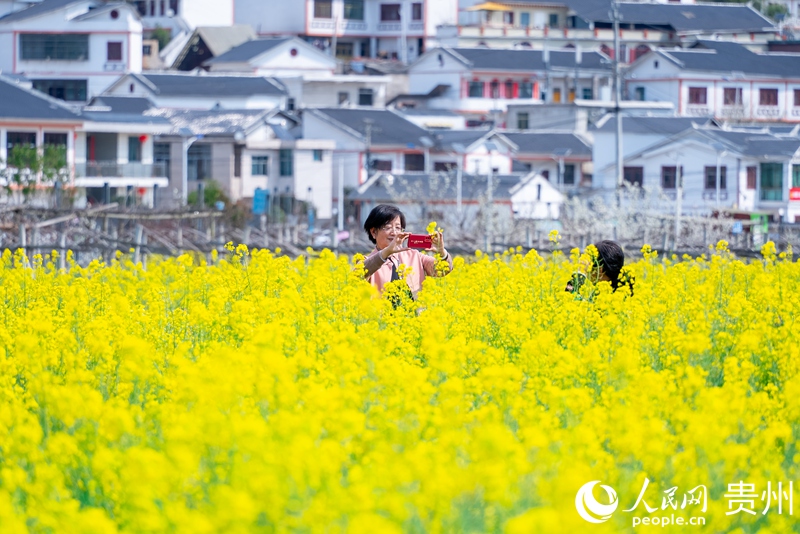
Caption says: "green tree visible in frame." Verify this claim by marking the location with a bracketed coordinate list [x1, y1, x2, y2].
[150, 26, 172, 51]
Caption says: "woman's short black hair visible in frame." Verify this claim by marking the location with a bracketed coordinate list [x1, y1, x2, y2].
[594, 240, 625, 291]
[364, 204, 406, 244]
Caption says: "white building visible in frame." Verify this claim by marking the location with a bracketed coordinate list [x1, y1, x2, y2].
[591, 114, 712, 194]
[130, 0, 234, 37]
[204, 37, 392, 109]
[0, 0, 143, 101]
[446, 1, 777, 62]
[405, 46, 613, 121]
[103, 72, 289, 110]
[626, 41, 800, 123]
[598, 124, 800, 220]
[233, 0, 458, 62]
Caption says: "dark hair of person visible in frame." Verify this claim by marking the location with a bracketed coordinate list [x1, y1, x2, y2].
[594, 240, 626, 292]
[364, 204, 406, 244]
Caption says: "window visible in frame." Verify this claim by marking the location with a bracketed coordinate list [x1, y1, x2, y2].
[549, 13, 559, 27]
[793, 164, 800, 188]
[654, 60, 659, 69]
[760, 88, 779, 106]
[568, 89, 575, 103]
[142, 44, 152, 56]
[44, 133, 67, 148]
[279, 149, 293, 176]
[252, 155, 269, 176]
[468, 81, 484, 98]
[634, 87, 645, 101]
[520, 12, 530, 26]
[358, 88, 374, 106]
[688, 87, 707, 105]
[234, 146, 242, 177]
[519, 82, 533, 99]
[541, 170, 549, 180]
[582, 87, 593, 100]
[661, 166, 677, 189]
[313, 150, 323, 162]
[128, 136, 142, 162]
[7, 132, 36, 151]
[760, 162, 783, 200]
[704, 166, 727, 190]
[517, 112, 529, 130]
[563, 164, 576, 185]
[553, 88, 561, 103]
[314, 0, 332, 18]
[490, 80, 500, 99]
[344, 0, 364, 20]
[338, 92, 349, 105]
[404, 153, 425, 171]
[32, 79, 87, 102]
[412, 2, 422, 20]
[505, 80, 514, 98]
[107, 42, 123, 62]
[187, 144, 211, 181]
[624, 167, 644, 187]
[724, 87, 743, 106]
[154, 142, 170, 179]
[336, 42, 354, 57]
[795, 89, 800, 107]
[287, 98, 295, 111]
[373, 159, 392, 171]
[20, 34, 89, 60]
[503, 12, 514, 24]
[747, 166, 757, 190]
[434, 161, 456, 172]
[381, 4, 401, 21]
[169, 0, 178, 14]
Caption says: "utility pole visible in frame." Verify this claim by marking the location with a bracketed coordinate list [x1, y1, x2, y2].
[612, 0, 624, 191]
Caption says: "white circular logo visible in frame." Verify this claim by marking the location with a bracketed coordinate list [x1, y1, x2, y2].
[575, 481, 619, 523]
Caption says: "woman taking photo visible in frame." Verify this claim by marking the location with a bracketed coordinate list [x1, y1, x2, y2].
[361, 204, 453, 298]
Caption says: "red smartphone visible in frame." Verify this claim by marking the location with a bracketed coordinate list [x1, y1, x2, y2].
[407, 234, 433, 249]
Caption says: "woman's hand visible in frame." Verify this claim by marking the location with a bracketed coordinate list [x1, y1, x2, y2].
[380, 232, 410, 260]
[431, 231, 446, 257]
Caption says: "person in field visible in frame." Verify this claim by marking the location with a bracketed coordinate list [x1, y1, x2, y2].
[361, 204, 453, 298]
[567, 240, 634, 296]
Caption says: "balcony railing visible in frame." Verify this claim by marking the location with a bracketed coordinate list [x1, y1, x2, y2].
[718, 106, 746, 118]
[702, 190, 729, 201]
[456, 25, 668, 43]
[76, 162, 167, 179]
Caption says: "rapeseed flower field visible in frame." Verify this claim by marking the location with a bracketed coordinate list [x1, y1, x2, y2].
[0, 238, 798, 533]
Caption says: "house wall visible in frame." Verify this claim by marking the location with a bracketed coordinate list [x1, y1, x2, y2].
[300, 78, 388, 107]
[102, 78, 287, 109]
[628, 54, 800, 122]
[181, 0, 234, 29]
[234, 0, 306, 35]
[0, 4, 143, 99]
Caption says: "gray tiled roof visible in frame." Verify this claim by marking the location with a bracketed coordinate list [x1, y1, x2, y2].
[205, 38, 293, 64]
[89, 96, 155, 114]
[450, 47, 611, 71]
[311, 108, 432, 147]
[592, 116, 706, 135]
[537, 0, 776, 32]
[0, 0, 83, 23]
[503, 132, 592, 156]
[709, 129, 800, 158]
[135, 73, 287, 96]
[196, 26, 257, 57]
[431, 129, 493, 151]
[145, 108, 270, 136]
[354, 173, 526, 201]
[658, 41, 800, 78]
[0, 76, 81, 121]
